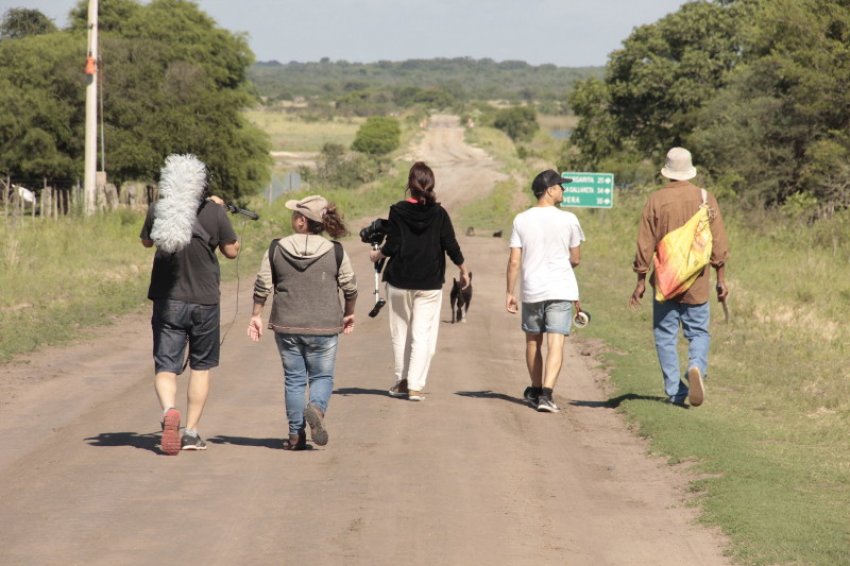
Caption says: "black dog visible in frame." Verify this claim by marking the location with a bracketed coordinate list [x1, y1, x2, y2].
[450, 273, 473, 323]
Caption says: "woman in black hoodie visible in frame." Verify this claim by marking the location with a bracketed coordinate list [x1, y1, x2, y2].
[369, 162, 470, 401]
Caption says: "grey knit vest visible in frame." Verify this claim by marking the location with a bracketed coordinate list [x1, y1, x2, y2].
[269, 246, 343, 335]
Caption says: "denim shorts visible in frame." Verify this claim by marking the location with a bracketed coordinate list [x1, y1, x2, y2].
[151, 299, 220, 374]
[521, 300, 573, 335]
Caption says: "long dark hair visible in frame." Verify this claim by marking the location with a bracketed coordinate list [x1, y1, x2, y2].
[407, 161, 436, 205]
[305, 201, 348, 239]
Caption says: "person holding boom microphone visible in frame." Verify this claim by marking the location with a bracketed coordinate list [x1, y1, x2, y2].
[140, 154, 240, 455]
[369, 162, 469, 401]
[248, 195, 357, 450]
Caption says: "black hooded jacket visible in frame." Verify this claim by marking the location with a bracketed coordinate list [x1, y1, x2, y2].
[380, 200, 464, 290]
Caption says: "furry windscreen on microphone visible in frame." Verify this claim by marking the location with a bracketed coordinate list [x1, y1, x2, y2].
[151, 154, 207, 253]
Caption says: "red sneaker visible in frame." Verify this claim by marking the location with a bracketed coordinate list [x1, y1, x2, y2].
[160, 408, 181, 456]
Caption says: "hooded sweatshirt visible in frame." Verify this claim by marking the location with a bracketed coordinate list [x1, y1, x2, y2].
[380, 201, 464, 290]
[253, 234, 358, 335]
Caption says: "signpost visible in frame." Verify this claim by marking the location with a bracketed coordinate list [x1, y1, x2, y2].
[559, 172, 615, 209]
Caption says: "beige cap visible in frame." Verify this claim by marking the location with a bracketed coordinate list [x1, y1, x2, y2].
[660, 147, 697, 181]
[285, 195, 328, 223]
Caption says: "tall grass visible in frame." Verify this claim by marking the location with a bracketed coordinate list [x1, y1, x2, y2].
[0, 210, 151, 360]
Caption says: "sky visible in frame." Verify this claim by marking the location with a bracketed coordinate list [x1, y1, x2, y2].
[3, 0, 692, 67]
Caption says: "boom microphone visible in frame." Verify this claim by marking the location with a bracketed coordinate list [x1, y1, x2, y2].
[224, 202, 259, 220]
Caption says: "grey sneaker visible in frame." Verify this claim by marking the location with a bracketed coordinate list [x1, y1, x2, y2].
[181, 433, 207, 451]
[536, 396, 560, 413]
[304, 403, 329, 446]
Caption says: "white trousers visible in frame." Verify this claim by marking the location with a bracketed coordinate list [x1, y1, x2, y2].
[386, 283, 443, 392]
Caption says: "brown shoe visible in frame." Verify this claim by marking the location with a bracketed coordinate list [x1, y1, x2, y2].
[282, 430, 307, 451]
[304, 403, 329, 446]
[687, 367, 705, 407]
[388, 379, 409, 398]
[408, 389, 425, 402]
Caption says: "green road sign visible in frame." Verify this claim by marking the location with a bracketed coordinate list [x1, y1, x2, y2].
[559, 172, 615, 208]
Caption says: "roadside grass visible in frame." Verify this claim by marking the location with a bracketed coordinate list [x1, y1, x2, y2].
[460, 124, 850, 564]
[577, 193, 850, 565]
[0, 211, 152, 360]
[243, 108, 363, 152]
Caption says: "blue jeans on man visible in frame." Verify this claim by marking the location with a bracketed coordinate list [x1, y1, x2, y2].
[274, 333, 339, 436]
[652, 299, 709, 403]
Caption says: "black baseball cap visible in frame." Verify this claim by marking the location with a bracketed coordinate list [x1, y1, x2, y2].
[531, 169, 572, 195]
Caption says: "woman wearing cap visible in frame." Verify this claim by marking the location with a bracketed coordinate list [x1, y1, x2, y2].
[248, 195, 358, 450]
[369, 162, 469, 401]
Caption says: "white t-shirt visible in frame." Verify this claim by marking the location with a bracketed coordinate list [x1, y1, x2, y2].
[509, 206, 585, 303]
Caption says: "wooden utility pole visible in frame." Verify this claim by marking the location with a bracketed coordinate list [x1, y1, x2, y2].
[83, 0, 98, 216]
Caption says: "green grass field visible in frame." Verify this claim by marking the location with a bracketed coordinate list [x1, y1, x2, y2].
[244, 108, 364, 152]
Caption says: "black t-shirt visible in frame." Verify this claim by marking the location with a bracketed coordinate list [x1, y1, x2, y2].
[140, 201, 238, 304]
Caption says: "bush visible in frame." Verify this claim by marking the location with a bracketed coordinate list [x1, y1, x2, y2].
[492, 106, 539, 142]
[351, 116, 401, 156]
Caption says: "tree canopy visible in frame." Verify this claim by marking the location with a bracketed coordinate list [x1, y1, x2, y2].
[0, 0, 270, 200]
[567, 0, 850, 214]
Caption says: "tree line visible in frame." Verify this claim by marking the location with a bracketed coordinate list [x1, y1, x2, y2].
[565, 0, 850, 216]
[0, 0, 270, 203]
[250, 58, 601, 117]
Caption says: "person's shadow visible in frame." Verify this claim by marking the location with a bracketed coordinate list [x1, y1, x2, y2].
[454, 390, 528, 406]
[334, 387, 392, 397]
[206, 435, 290, 449]
[85, 431, 161, 454]
[569, 393, 669, 409]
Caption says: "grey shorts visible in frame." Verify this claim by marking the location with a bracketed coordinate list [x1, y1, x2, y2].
[151, 299, 220, 374]
[521, 300, 573, 335]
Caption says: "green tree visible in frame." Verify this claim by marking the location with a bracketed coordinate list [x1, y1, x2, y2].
[69, 0, 270, 200]
[492, 106, 539, 142]
[690, 0, 850, 209]
[0, 32, 84, 187]
[351, 116, 401, 156]
[0, 8, 57, 39]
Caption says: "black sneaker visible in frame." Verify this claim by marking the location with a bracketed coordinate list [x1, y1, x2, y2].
[537, 396, 560, 413]
[181, 433, 207, 450]
[523, 386, 540, 407]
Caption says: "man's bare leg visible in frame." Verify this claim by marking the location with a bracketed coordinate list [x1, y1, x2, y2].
[525, 332, 544, 387]
[543, 332, 566, 389]
[185, 369, 210, 431]
[154, 371, 178, 411]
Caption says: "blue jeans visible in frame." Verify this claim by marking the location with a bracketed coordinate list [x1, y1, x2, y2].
[653, 299, 710, 401]
[275, 333, 339, 436]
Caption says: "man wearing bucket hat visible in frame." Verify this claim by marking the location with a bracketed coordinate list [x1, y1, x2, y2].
[506, 169, 585, 413]
[629, 147, 730, 407]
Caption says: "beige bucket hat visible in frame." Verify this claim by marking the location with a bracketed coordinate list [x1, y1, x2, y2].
[285, 195, 328, 223]
[660, 147, 697, 181]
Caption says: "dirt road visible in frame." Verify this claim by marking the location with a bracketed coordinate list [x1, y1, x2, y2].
[0, 116, 731, 565]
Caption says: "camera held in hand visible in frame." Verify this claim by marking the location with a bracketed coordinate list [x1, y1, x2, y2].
[360, 218, 389, 318]
[359, 218, 389, 246]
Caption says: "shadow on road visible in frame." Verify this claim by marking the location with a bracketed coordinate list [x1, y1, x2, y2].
[333, 387, 390, 397]
[454, 390, 527, 406]
[206, 435, 290, 449]
[85, 431, 160, 453]
[569, 393, 668, 409]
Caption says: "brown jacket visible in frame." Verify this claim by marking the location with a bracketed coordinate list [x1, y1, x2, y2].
[633, 181, 729, 304]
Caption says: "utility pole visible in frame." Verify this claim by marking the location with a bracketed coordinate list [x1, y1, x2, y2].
[83, 0, 98, 216]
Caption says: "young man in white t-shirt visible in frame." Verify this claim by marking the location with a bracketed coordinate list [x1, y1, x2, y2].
[506, 169, 585, 412]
